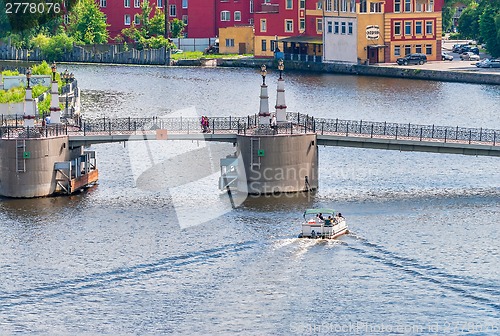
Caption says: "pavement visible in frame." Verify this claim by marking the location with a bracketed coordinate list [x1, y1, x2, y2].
[377, 39, 500, 75]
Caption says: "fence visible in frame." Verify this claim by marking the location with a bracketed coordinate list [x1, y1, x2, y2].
[1, 113, 498, 146]
[0, 45, 171, 65]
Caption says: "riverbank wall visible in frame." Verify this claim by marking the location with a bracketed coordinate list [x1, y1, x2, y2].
[216, 59, 500, 85]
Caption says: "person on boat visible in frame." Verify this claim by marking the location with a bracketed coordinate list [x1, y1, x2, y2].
[337, 212, 344, 218]
[325, 216, 332, 226]
[317, 213, 324, 221]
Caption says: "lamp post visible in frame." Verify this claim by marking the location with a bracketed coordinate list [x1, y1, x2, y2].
[62, 69, 72, 117]
[278, 59, 284, 80]
[51, 62, 56, 82]
[26, 67, 31, 88]
[260, 64, 267, 85]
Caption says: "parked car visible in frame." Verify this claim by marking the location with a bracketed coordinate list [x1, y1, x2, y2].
[460, 52, 480, 61]
[396, 53, 427, 65]
[453, 44, 468, 53]
[457, 46, 479, 55]
[476, 59, 500, 68]
[441, 52, 453, 61]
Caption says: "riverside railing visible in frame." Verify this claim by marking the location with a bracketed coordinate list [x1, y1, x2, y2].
[1, 113, 498, 146]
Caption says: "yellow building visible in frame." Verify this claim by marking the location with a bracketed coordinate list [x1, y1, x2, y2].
[218, 26, 255, 55]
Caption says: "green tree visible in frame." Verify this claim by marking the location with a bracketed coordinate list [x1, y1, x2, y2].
[170, 18, 186, 38]
[31, 32, 74, 61]
[458, 2, 481, 40]
[66, 0, 109, 44]
[480, 6, 500, 57]
[149, 9, 166, 36]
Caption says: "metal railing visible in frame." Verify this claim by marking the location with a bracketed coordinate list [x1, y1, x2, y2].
[1, 113, 498, 146]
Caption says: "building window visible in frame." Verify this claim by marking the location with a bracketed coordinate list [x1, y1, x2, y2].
[327, 21, 333, 33]
[226, 39, 235, 47]
[285, 19, 293, 32]
[348, 22, 353, 35]
[416, 1, 423, 12]
[250, 0, 254, 13]
[415, 44, 422, 53]
[404, 0, 411, 12]
[394, 21, 401, 35]
[124, 14, 131, 25]
[134, 0, 139, 8]
[394, 0, 400, 12]
[426, 21, 433, 35]
[334, 0, 338, 11]
[170, 5, 176, 16]
[249, 18, 254, 25]
[317, 19, 323, 32]
[370, 2, 381, 12]
[124, 0, 130, 8]
[405, 21, 411, 35]
[317, 1, 323, 10]
[426, 44, 432, 55]
[100, 0, 106, 7]
[360, 0, 367, 13]
[395, 45, 400, 56]
[221, 11, 230, 21]
[182, 15, 188, 25]
[415, 21, 422, 35]
[63, 14, 69, 24]
[234, 11, 241, 21]
[158, 0, 163, 8]
[271, 40, 277, 51]
[260, 19, 267, 32]
[300, 0, 305, 9]
[134, 14, 140, 25]
[350, 0, 355, 12]
[405, 45, 411, 55]
[182, 0, 188, 9]
[286, 0, 292, 9]
[262, 39, 267, 52]
[334, 21, 339, 34]
[326, 0, 332, 12]
[341, 0, 347, 12]
[300, 18, 305, 31]
[341, 22, 346, 34]
[427, 0, 434, 12]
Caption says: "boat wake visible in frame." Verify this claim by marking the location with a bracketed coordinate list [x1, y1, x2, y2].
[0, 240, 257, 310]
[346, 232, 500, 311]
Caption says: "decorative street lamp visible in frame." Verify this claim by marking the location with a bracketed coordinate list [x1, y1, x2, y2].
[62, 69, 72, 117]
[260, 64, 267, 85]
[26, 67, 31, 88]
[278, 59, 284, 80]
[51, 62, 57, 82]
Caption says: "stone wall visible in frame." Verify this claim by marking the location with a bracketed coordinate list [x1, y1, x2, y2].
[217, 59, 500, 85]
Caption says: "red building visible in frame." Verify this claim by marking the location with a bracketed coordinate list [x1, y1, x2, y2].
[254, 0, 323, 58]
[97, 0, 255, 40]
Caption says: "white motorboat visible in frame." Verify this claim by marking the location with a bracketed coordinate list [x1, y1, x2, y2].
[298, 208, 348, 239]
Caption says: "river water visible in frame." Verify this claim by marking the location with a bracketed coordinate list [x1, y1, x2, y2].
[0, 64, 499, 334]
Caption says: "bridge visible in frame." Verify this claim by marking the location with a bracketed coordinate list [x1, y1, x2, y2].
[1, 113, 499, 157]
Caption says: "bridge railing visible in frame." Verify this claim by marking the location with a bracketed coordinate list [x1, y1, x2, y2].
[309, 115, 498, 145]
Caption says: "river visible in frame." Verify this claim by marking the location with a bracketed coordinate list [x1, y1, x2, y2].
[0, 64, 499, 334]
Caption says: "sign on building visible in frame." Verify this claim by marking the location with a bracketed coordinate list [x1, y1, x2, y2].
[366, 25, 380, 40]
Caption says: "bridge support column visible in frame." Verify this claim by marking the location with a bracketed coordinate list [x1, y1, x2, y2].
[236, 133, 318, 194]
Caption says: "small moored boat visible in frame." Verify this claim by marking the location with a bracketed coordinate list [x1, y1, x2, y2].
[298, 208, 348, 239]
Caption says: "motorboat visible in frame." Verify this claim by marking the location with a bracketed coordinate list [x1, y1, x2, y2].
[298, 208, 348, 239]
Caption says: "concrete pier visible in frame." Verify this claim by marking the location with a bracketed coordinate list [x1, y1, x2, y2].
[0, 136, 70, 197]
[236, 133, 318, 194]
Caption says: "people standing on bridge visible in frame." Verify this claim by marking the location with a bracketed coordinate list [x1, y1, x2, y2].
[201, 116, 209, 133]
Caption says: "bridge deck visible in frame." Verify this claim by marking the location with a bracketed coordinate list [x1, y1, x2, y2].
[2, 113, 499, 157]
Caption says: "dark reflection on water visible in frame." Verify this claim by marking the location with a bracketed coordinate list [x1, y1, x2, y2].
[0, 64, 498, 334]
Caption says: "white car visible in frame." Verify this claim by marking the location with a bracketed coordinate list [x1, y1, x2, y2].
[460, 52, 480, 61]
[441, 52, 453, 61]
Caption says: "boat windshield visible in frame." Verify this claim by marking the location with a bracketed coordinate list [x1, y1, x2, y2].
[303, 208, 336, 219]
